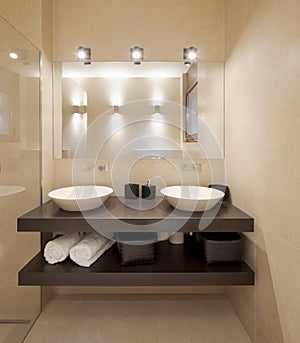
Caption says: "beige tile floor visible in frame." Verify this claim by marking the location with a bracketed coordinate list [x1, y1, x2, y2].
[24, 294, 251, 343]
[0, 322, 32, 343]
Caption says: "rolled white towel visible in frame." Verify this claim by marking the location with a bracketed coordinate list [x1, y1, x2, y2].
[44, 233, 82, 264]
[70, 232, 114, 267]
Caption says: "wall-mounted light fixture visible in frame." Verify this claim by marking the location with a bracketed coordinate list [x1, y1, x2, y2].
[154, 105, 161, 114]
[183, 47, 197, 65]
[113, 105, 120, 113]
[130, 46, 144, 65]
[77, 46, 91, 65]
[72, 105, 87, 114]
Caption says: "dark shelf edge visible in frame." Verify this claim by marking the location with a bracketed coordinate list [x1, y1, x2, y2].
[18, 250, 254, 287]
[19, 272, 254, 286]
[17, 218, 254, 233]
[17, 198, 254, 233]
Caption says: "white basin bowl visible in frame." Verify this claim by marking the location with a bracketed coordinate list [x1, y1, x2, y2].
[0, 185, 26, 197]
[160, 186, 224, 212]
[48, 185, 113, 211]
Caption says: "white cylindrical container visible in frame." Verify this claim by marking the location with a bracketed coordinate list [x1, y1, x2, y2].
[168, 232, 184, 244]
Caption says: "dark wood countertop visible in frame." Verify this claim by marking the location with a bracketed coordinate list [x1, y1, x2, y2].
[18, 197, 254, 233]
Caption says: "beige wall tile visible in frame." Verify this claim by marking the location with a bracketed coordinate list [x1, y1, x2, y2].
[226, 286, 255, 342]
[53, 157, 214, 195]
[225, 0, 300, 248]
[0, 0, 42, 49]
[225, 0, 300, 342]
[52, 0, 225, 62]
[255, 246, 284, 343]
[255, 322, 272, 343]
[264, 232, 300, 343]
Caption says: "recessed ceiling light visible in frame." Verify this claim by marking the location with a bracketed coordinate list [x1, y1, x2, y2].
[9, 52, 18, 59]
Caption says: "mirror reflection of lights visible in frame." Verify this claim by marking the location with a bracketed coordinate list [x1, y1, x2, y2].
[154, 105, 160, 114]
[151, 91, 164, 105]
[110, 92, 123, 107]
[70, 113, 87, 132]
[72, 105, 87, 114]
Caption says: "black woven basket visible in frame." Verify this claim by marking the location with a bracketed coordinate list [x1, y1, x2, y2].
[116, 232, 157, 266]
[195, 232, 242, 264]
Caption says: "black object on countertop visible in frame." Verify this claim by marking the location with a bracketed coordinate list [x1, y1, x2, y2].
[142, 185, 156, 199]
[208, 184, 230, 201]
[124, 183, 139, 199]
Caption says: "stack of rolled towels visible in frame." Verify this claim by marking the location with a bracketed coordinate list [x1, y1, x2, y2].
[44, 232, 114, 267]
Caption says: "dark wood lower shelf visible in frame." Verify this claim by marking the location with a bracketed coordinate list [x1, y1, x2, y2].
[19, 238, 254, 286]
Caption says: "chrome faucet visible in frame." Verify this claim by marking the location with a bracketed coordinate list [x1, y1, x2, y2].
[81, 165, 95, 172]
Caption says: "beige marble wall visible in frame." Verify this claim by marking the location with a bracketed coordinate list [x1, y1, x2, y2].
[52, 0, 225, 62]
[54, 158, 214, 194]
[225, 0, 300, 342]
[0, 0, 42, 49]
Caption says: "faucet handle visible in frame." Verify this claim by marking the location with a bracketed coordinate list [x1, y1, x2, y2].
[98, 163, 109, 171]
[81, 165, 95, 172]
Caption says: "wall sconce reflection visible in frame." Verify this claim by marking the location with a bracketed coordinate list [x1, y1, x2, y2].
[113, 105, 120, 113]
[154, 105, 161, 114]
[72, 105, 87, 114]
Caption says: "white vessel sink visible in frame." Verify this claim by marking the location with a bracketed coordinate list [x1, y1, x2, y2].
[48, 185, 113, 211]
[160, 186, 224, 212]
[0, 185, 26, 197]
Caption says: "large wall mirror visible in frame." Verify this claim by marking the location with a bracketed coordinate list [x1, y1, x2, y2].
[53, 61, 224, 159]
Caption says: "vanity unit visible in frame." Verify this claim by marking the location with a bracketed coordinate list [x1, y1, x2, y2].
[17, 197, 254, 287]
